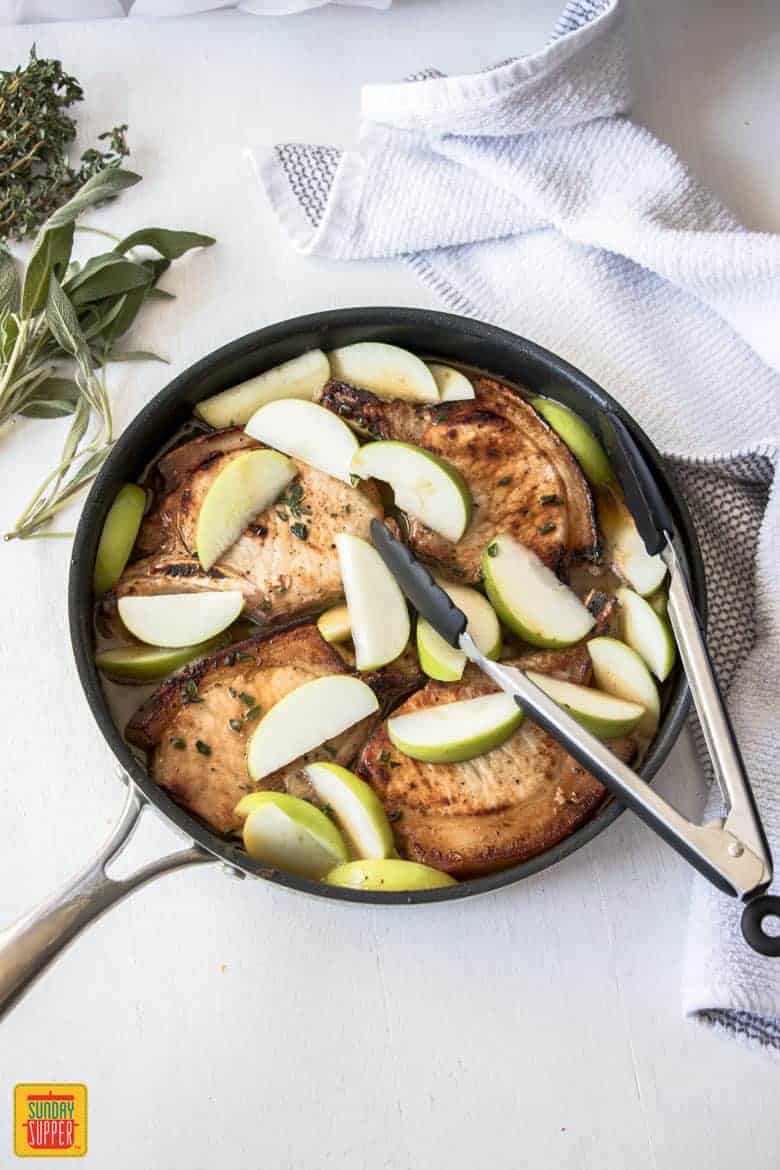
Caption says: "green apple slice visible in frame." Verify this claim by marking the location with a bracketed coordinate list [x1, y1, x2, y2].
[245, 398, 359, 484]
[336, 533, 410, 670]
[530, 397, 613, 486]
[616, 587, 677, 681]
[325, 858, 456, 891]
[235, 792, 348, 879]
[427, 363, 475, 402]
[305, 762, 395, 860]
[194, 349, 330, 428]
[93, 483, 147, 595]
[247, 674, 379, 781]
[196, 449, 296, 570]
[388, 692, 523, 764]
[117, 590, 244, 648]
[329, 342, 439, 403]
[350, 441, 472, 542]
[587, 636, 660, 737]
[95, 634, 229, 683]
[525, 670, 645, 738]
[598, 490, 667, 596]
[482, 534, 595, 648]
[647, 587, 669, 618]
[417, 579, 501, 681]
[317, 604, 351, 644]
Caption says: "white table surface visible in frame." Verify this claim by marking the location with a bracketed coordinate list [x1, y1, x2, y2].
[1, 3, 779, 1167]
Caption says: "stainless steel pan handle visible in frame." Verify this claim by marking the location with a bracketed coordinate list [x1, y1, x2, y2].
[0, 783, 212, 1021]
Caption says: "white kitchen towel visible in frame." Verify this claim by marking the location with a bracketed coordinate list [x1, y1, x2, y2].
[250, 0, 780, 1055]
[0, 0, 388, 23]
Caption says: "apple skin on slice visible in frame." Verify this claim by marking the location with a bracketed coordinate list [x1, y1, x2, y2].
[245, 398, 359, 484]
[234, 791, 348, 880]
[95, 633, 230, 683]
[482, 534, 595, 648]
[329, 342, 439, 404]
[93, 483, 147, 596]
[598, 489, 667, 597]
[325, 858, 456, 891]
[350, 441, 472, 543]
[246, 674, 379, 781]
[117, 590, 245, 649]
[616, 587, 677, 681]
[531, 397, 613, 486]
[426, 363, 475, 402]
[305, 762, 395, 860]
[388, 692, 524, 764]
[195, 449, 296, 570]
[525, 670, 645, 739]
[195, 349, 330, 428]
[416, 579, 501, 682]
[317, 604, 351, 644]
[587, 636, 660, 737]
[337, 533, 410, 670]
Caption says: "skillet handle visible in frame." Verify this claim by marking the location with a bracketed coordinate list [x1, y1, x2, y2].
[0, 784, 212, 1022]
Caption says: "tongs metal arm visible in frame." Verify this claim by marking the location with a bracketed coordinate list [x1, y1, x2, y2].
[460, 635, 769, 899]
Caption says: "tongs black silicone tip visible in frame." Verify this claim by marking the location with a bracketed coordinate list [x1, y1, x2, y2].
[599, 412, 675, 555]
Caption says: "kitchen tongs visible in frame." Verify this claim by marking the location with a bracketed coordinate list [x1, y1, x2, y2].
[370, 413, 780, 956]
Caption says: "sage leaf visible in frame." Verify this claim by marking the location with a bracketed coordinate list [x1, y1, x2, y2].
[101, 349, 168, 364]
[101, 285, 146, 340]
[80, 295, 129, 341]
[114, 228, 215, 259]
[19, 377, 81, 419]
[44, 169, 142, 233]
[45, 277, 87, 359]
[145, 287, 176, 302]
[68, 256, 152, 307]
[0, 248, 20, 317]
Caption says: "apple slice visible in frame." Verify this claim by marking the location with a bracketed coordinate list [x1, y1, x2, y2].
[647, 587, 668, 618]
[482, 534, 595, 648]
[616, 587, 677, 681]
[587, 636, 660, 737]
[245, 398, 359, 484]
[234, 792, 348, 879]
[530, 397, 613, 486]
[427, 363, 475, 402]
[196, 449, 296, 570]
[194, 349, 330, 428]
[305, 762, 395, 860]
[118, 590, 244, 648]
[93, 483, 147, 595]
[388, 692, 523, 764]
[337, 534, 410, 670]
[95, 635, 229, 683]
[247, 674, 379, 781]
[325, 858, 456, 891]
[329, 342, 439, 403]
[525, 670, 645, 738]
[317, 604, 351, 644]
[598, 490, 667, 596]
[417, 580, 501, 681]
[350, 441, 472, 542]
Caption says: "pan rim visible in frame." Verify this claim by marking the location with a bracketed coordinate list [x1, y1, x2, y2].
[68, 307, 705, 906]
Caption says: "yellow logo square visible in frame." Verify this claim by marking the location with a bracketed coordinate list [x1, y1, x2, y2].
[14, 1085, 87, 1158]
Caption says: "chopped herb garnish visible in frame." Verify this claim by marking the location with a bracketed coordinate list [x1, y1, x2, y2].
[321, 743, 336, 757]
[290, 522, 308, 541]
[350, 474, 361, 488]
[379, 750, 400, 767]
[538, 522, 557, 535]
[170, 736, 186, 750]
[229, 719, 243, 733]
[195, 740, 212, 756]
[540, 494, 563, 506]
[244, 705, 262, 721]
[238, 692, 255, 707]
[276, 509, 288, 522]
[236, 652, 255, 663]
[279, 482, 309, 518]
[487, 542, 499, 557]
[222, 652, 236, 667]
[497, 476, 513, 486]
[181, 679, 203, 704]
[388, 809, 403, 823]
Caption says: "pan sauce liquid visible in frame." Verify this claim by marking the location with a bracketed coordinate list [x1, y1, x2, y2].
[98, 361, 658, 780]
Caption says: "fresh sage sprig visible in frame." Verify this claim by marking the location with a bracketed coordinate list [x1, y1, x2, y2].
[1, 167, 215, 540]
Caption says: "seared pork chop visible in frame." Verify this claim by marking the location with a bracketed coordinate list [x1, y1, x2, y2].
[125, 625, 422, 834]
[357, 596, 636, 877]
[107, 429, 383, 627]
[321, 375, 597, 583]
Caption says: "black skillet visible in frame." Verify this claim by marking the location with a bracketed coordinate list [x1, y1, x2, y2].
[0, 308, 706, 1018]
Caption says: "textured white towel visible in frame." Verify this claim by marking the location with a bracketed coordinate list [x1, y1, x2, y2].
[0, 0, 388, 23]
[251, 0, 780, 1055]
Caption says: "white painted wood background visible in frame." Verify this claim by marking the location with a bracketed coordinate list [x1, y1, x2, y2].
[1, 2, 778, 1165]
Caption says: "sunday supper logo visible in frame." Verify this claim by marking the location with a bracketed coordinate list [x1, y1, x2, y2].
[13, 1085, 87, 1158]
